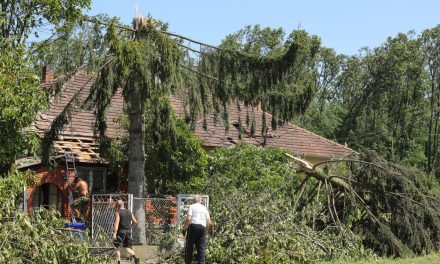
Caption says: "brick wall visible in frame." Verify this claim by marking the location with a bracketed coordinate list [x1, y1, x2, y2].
[27, 165, 76, 219]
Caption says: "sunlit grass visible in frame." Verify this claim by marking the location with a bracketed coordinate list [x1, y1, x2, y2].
[320, 252, 440, 264]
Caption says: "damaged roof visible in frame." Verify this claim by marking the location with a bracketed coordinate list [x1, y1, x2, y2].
[31, 70, 354, 162]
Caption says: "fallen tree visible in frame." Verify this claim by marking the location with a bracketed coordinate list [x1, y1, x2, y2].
[159, 145, 440, 263]
[159, 145, 372, 264]
[289, 150, 440, 257]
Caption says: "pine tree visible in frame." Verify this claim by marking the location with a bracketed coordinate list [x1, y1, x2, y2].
[43, 15, 318, 197]
[41, 15, 319, 244]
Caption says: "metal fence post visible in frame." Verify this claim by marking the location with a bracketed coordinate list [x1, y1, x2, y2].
[91, 195, 95, 239]
[22, 186, 27, 211]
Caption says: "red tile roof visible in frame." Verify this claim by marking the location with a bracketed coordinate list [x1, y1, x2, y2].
[32, 71, 354, 160]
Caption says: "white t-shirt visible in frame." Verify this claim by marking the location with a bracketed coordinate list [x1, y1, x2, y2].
[188, 203, 210, 227]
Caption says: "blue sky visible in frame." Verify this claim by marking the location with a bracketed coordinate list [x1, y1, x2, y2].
[88, 0, 440, 55]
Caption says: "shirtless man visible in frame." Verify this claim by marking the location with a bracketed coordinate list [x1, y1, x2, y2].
[70, 177, 90, 221]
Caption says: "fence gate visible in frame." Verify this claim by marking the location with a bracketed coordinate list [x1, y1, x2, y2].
[177, 194, 209, 229]
[92, 195, 183, 245]
[132, 197, 176, 245]
[91, 194, 132, 242]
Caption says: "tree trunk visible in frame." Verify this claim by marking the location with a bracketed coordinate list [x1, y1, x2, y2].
[127, 84, 147, 244]
[127, 98, 145, 197]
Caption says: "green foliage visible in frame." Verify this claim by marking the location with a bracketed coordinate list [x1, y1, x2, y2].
[0, 170, 37, 213]
[105, 97, 208, 195]
[297, 101, 346, 139]
[220, 25, 286, 56]
[210, 25, 321, 133]
[0, 0, 92, 173]
[88, 18, 183, 117]
[158, 144, 440, 261]
[0, 209, 107, 263]
[204, 143, 300, 195]
[319, 252, 440, 264]
[40, 18, 187, 196]
[0, 171, 107, 263]
[339, 33, 426, 164]
[145, 99, 207, 195]
[421, 25, 440, 175]
[346, 151, 440, 256]
[290, 24, 440, 180]
[0, 48, 48, 174]
[296, 47, 346, 139]
[0, 0, 91, 48]
[159, 145, 371, 263]
[31, 14, 111, 76]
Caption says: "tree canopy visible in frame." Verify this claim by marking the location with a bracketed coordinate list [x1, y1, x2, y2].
[0, 0, 92, 174]
[0, 0, 91, 47]
[293, 25, 440, 179]
[0, 47, 47, 174]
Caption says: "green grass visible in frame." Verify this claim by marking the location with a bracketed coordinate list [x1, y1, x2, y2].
[320, 253, 440, 264]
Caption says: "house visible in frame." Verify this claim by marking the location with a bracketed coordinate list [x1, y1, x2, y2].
[17, 69, 353, 217]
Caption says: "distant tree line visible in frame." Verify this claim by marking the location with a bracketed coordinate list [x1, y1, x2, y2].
[296, 27, 440, 178]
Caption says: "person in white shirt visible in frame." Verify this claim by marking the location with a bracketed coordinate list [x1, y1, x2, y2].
[183, 195, 212, 264]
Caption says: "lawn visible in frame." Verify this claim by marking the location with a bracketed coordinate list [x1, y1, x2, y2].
[320, 253, 440, 264]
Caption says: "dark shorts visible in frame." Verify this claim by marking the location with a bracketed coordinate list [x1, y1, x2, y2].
[113, 230, 132, 248]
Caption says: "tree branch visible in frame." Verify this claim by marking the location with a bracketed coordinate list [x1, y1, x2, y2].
[30, 33, 57, 55]
[160, 30, 222, 51]
[176, 42, 202, 54]
[179, 63, 218, 81]
[84, 15, 135, 32]
[312, 159, 388, 171]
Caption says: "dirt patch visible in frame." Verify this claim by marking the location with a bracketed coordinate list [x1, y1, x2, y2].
[119, 245, 159, 264]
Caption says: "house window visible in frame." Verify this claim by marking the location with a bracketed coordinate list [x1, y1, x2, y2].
[106, 168, 120, 193]
[76, 166, 107, 193]
[32, 183, 61, 212]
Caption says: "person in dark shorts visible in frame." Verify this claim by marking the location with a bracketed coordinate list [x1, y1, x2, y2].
[112, 200, 139, 264]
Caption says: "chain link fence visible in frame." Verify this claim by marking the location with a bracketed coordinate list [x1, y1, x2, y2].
[132, 197, 176, 245]
[91, 195, 206, 246]
[91, 193, 132, 243]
